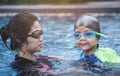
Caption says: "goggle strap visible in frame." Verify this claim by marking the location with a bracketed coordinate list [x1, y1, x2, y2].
[96, 32, 108, 38]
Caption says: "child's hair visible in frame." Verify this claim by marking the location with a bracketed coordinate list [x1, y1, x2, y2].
[74, 14, 100, 39]
[0, 13, 38, 50]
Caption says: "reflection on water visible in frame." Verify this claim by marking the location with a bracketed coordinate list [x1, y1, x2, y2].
[0, 14, 120, 76]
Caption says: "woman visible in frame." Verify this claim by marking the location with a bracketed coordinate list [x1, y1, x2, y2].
[0, 13, 56, 76]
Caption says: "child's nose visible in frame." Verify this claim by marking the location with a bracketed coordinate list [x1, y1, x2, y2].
[79, 35, 86, 40]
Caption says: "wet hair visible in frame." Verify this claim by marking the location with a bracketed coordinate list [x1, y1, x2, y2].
[0, 13, 38, 50]
[74, 14, 100, 39]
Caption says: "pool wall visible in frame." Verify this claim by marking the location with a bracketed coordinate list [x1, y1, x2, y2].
[0, 1, 120, 17]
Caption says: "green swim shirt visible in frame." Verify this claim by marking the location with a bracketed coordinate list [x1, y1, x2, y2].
[95, 47, 120, 63]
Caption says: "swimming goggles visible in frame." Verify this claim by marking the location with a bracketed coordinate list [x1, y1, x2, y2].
[74, 30, 107, 40]
[27, 30, 43, 39]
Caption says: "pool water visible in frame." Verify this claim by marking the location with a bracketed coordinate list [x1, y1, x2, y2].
[0, 14, 120, 76]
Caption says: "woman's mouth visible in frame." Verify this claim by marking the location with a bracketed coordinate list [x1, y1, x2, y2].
[39, 43, 42, 47]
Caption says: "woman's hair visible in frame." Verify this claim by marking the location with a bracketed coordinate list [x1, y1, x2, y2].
[74, 14, 100, 39]
[0, 13, 38, 50]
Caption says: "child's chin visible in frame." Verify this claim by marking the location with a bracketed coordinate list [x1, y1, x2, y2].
[79, 45, 90, 50]
[82, 49, 89, 52]
[80, 47, 91, 52]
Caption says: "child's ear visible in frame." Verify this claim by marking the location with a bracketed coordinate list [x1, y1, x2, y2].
[74, 25, 77, 31]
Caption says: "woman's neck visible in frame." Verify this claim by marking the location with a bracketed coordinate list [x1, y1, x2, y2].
[18, 49, 36, 61]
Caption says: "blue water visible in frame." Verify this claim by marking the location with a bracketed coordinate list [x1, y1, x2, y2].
[0, 14, 120, 76]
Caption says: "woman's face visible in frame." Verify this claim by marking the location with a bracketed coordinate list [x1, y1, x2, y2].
[75, 26, 98, 55]
[23, 20, 43, 53]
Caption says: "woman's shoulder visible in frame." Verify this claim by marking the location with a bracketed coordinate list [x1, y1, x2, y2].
[11, 55, 55, 75]
[36, 55, 69, 61]
[11, 55, 34, 70]
[35, 55, 49, 59]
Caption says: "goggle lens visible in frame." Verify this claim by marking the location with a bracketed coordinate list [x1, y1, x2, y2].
[74, 30, 102, 40]
[27, 30, 43, 39]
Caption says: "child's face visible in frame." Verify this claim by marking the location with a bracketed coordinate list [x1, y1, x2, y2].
[74, 26, 98, 54]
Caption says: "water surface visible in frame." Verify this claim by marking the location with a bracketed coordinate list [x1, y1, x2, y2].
[0, 14, 120, 76]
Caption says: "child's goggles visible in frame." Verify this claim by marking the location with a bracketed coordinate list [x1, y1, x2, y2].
[74, 30, 107, 40]
[27, 30, 43, 39]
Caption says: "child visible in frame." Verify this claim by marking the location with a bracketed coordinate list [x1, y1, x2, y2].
[74, 15, 120, 64]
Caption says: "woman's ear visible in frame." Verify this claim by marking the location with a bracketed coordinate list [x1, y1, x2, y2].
[15, 39, 21, 43]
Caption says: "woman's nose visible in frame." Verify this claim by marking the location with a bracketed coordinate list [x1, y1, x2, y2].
[39, 35, 43, 41]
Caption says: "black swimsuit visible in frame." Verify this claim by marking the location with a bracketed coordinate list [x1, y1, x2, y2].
[11, 55, 54, 76]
